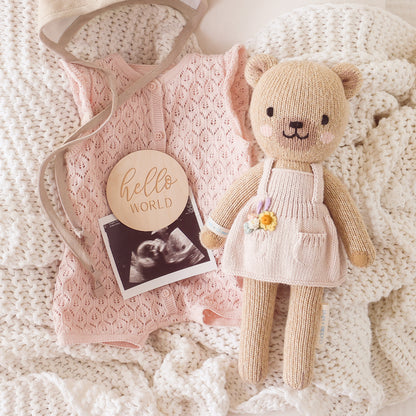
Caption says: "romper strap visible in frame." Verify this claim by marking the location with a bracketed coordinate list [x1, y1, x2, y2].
[258, 157, 274, 199]
[311, 163, 324, 203]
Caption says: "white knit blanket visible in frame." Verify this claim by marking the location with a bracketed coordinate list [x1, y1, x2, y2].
[2, 2, 416, 415]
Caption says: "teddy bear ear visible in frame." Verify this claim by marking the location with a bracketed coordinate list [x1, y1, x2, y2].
[245, 54, 279, 87]
[331, 63, 363, 99]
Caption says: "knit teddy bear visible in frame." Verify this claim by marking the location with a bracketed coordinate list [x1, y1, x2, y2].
[199, 54, 376, 390]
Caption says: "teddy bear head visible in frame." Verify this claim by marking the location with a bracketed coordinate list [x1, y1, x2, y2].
[245, 55, 362, 163]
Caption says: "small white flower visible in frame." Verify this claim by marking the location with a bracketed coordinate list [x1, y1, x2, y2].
[248, 217, 260, 230]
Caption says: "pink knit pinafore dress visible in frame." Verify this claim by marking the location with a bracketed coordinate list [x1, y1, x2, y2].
[222, 158, 346, 287]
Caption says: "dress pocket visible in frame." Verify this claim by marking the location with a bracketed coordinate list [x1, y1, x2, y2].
[293, 232, 327, 267]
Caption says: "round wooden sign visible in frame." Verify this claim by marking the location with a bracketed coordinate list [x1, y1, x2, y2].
[106, 150, 189, 231]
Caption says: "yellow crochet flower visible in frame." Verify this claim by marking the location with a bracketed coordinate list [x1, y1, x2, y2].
[258, 211, 277, 231]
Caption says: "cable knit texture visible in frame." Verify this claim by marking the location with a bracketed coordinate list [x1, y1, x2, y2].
[2, 2, 416, 415]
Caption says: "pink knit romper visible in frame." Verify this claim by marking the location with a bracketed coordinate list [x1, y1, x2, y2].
[222, 158, 346, 287]
[54, 45, 255, 347]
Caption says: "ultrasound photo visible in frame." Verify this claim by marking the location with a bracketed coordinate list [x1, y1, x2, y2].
[99, 194, 216, 299]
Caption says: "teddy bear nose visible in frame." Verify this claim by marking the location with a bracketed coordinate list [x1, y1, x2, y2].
[289, 121, 303, 129]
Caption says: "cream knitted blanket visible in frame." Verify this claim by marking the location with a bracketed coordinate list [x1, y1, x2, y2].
[1, 2, 416, 415]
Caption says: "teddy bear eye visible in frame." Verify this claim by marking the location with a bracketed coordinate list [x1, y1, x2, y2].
[266, 107, 274, 117]
[321, 115, 329, 125]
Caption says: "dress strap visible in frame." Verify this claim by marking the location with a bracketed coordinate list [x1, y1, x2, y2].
[311, 163, 324, 203]
[258, 157, 274, 199]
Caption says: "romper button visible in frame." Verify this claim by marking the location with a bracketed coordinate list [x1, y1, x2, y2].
[155, 131, 165, 141]
[161, 288, 170, 298]
[148, 81, 157, 91]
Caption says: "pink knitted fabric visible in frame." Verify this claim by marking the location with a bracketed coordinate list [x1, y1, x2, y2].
[55, 45, 255, 347]
[222, 158, 346, 287]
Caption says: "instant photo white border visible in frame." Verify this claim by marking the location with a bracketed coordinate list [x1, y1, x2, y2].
[99, 188, 217, 299]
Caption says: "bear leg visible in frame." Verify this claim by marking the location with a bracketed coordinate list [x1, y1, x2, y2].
[238, 277, 278, 384]
[283, 285, 324, 390]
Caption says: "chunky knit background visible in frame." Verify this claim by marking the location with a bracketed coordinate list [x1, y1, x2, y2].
[1, 1, 416, 415]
